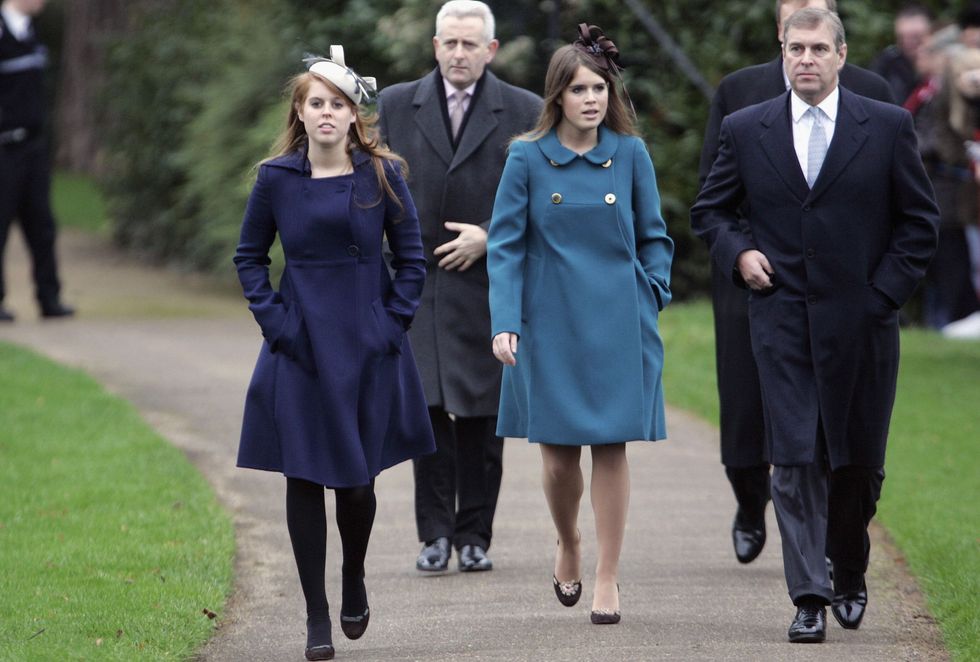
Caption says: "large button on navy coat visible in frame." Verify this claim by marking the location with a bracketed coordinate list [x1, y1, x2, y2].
[234, 148, 435, 488]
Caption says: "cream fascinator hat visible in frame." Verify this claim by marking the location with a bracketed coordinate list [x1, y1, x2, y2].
[303, 45, 377, 105]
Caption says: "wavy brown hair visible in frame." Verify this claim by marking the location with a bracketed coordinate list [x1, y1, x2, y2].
[518, 45, 637, 142]
[263, 72, 408, 212]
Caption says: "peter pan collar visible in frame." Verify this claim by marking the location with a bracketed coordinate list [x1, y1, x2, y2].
[537, 125, 620, 166]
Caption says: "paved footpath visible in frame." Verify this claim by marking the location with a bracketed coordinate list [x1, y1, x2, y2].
[0, 230, 946, 661]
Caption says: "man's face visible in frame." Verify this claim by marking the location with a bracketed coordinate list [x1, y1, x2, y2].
[432, 16, 498, 90]
[783, 21, 846, 105]
[895, 15, 930, 59]
[776, 0, 828, 42]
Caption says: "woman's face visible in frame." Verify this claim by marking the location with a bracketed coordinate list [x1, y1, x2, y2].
[297, 78, 354, 150]
[558, 65, 608, 134]
[957, 67, 980, 100]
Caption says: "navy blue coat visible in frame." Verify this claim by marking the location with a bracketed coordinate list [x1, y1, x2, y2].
[691, 88, 939, 469]
[234, 147, 435, 488]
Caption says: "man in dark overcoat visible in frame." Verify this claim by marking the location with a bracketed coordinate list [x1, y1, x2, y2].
[692, 8, 938, 644]
[696, 0, 894, 567]
[377, 0, 541, 573]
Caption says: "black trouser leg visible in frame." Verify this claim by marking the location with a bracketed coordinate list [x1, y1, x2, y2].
[453, 415, 500, 550]
[0, 146, 20, 304]
[827, 466, 883, 593]
[286, 477, 331, 645]
[413, 407, 456, 543]
[17, 141, 61, 307]
[726, 464, 770, 529]
[335, 480, 376, 617]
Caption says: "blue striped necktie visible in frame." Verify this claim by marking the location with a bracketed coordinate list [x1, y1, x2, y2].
[806, 106, 827, 188]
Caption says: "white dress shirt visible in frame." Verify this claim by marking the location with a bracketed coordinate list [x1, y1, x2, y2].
[0, 5, 32, 41]
[790, 86, 839, 185]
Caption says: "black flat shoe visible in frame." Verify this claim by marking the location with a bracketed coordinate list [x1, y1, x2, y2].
[788, 604, 826, 643]
[416, 537, 451, 572]
[831, 580, 868, 630]
[459, 544, 493, 572]
[40, 302, 75, 319]
[590, 583, 620, 624]
[340, 607, 370, 640]
[553, 575, 582, 607]
[305, 617, 334, 660]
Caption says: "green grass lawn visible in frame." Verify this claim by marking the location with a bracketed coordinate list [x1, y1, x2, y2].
[660, 300, 979, 661]
[0, 343, 234, 661]
[51, 171, 108, 233]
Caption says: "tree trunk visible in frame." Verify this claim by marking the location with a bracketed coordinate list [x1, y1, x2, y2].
[54, 0, 128, 174]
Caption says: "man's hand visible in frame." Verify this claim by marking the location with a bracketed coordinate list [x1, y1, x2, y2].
[492, 332, 519, 366]
[434, 222, 487, 271]
[736, 249, 775, 290]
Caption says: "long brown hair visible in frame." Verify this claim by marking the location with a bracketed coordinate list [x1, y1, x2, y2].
[263, 72, 409, 212]
[519, 45, 637, 142]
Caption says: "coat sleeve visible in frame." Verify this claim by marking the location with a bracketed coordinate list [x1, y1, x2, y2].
[631, 138, 674, 310]
[233, 165, 288, 349]
[690, 117, 756, 288]
[873, 111, 940, 307]
[487, 140, 531, 337]
[382, 162, 426, 328]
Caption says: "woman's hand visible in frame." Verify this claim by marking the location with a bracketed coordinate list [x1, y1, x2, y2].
[492, 332, 519, 366]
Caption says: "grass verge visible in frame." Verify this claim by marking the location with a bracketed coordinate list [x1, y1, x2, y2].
[52, 171, 108, 233]
[660, 299, 979, 661]
[0, 342, 235, 660]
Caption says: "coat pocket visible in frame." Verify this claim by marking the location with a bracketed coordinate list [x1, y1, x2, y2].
[371, 298, 404, 355]
[276, 304, 317, 373]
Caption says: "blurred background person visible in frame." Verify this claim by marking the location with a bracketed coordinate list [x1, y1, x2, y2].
[0, 0, 74, 321]
[871, 3, 934, 105]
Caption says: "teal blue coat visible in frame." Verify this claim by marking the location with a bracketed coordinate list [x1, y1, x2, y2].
[488, 127, 674, 444]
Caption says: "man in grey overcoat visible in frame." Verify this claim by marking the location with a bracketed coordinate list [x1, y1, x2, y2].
[377, 0, 541, 573]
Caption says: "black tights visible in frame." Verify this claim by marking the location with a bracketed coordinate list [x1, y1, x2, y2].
[286, 477, 377, 642]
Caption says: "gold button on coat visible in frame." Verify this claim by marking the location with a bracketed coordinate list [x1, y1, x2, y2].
[549, 159, 560, 167]
[551, 193, 563, 204]
[602, 159, 612, 168]
[604, 193, 616, 204]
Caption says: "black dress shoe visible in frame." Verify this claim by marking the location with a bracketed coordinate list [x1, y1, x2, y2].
[831, 580, 868, 630]
[458, 544, 493, 572]
[40, 302, 75, 319]
[732, 524, 766, 564]
[788, 604, 826, 643]
[416, 537, 450, 572]
[0, 306, 14, 322]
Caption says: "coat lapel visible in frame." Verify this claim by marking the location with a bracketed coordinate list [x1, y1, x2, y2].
[758, 92, 810, 202]
[807, 87, 868, 200]
[450, 71, 502, 172]
[412, 70, 454, 167]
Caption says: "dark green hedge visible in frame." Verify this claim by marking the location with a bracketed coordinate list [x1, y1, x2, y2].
[100, 0, 956, 296]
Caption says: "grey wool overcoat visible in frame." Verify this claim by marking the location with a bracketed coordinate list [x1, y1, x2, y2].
[378, 68, 542, 416]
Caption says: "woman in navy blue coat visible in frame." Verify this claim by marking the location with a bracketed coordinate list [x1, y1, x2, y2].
[488, 27, 673, 625]
[234, 48, 435, 661]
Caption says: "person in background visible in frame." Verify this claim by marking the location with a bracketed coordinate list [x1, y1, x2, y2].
[696, 0, 893, 569]
[692, 8, 938, 644]
[377, 0, 541, 575]
[0, 0, 74, 321]
[489, 25, 673, 625]
[871, 3, 934, 104]
[233, 49, 435, 661]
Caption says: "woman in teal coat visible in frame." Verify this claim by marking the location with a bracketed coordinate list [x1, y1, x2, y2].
[488, 26, 673, 625]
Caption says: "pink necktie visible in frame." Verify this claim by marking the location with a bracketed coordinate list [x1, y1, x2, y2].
[450, 91, 467, 139]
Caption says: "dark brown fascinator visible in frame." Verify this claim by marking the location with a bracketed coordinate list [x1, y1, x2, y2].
[572, 23, 623, 76]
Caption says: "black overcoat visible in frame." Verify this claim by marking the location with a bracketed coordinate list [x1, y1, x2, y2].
[696, 57, 894, 467]
[377, 69, 541, 417]
[692, 88, 939, 469]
